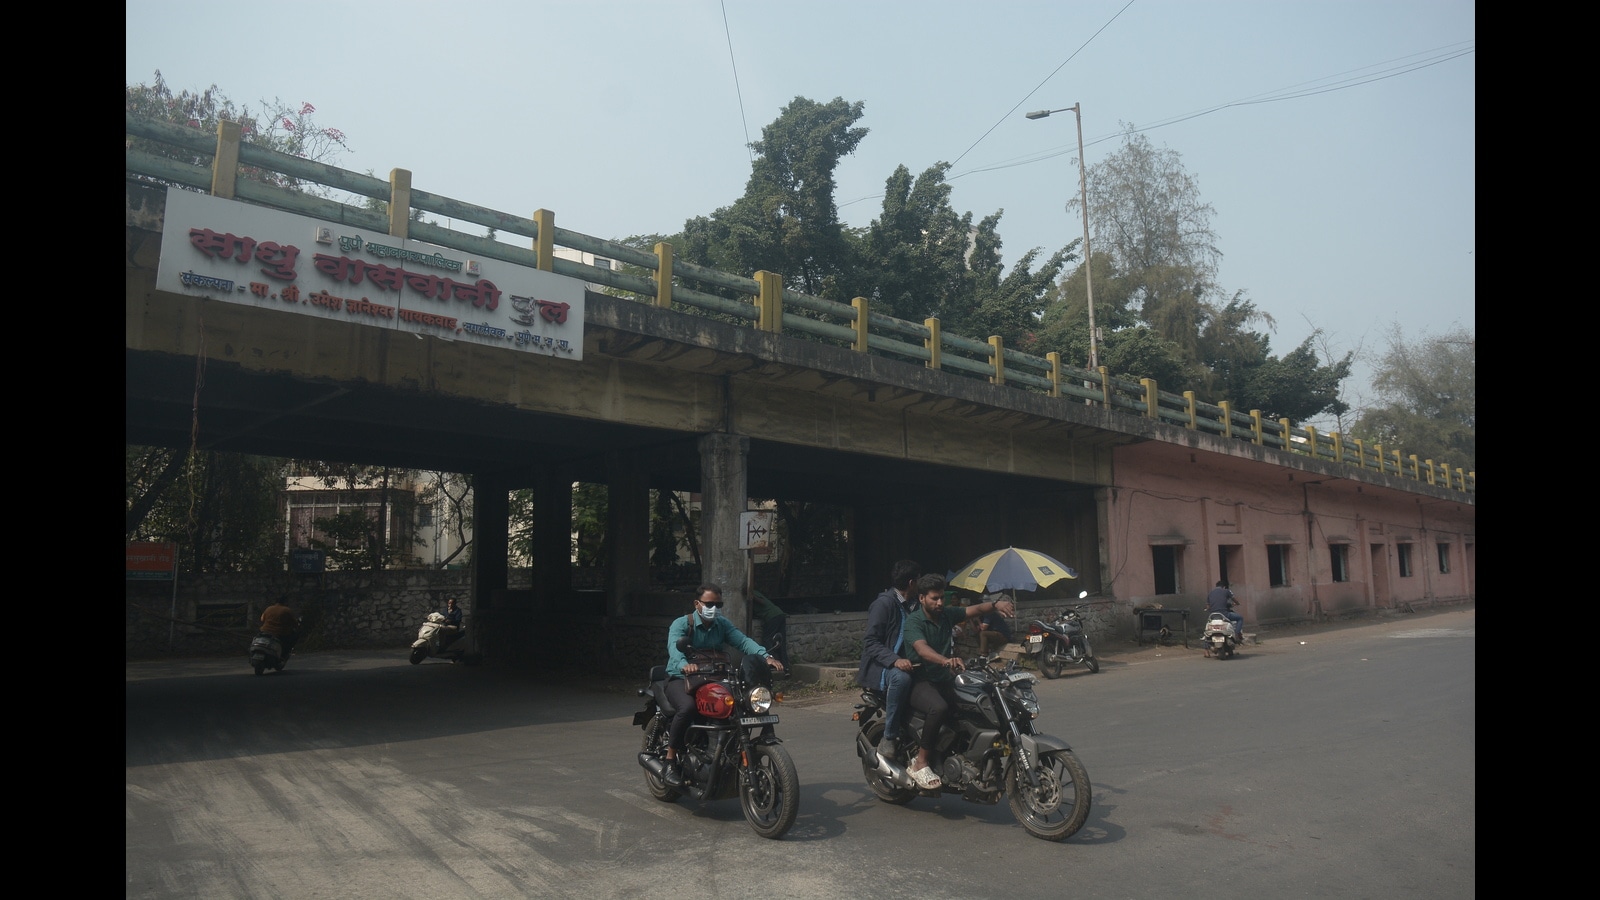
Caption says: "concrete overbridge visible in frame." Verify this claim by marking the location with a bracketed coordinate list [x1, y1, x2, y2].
[124, 117, 1473, 662]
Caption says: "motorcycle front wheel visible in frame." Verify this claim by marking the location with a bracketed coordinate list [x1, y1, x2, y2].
[639, 717, 682, 802]
[409, 646, 427, 665]
[859, 718, 916, 805]
[740, 743, 799, 839]
[1076, 638, 1100, 674]
[1006, 749, 1091, 842]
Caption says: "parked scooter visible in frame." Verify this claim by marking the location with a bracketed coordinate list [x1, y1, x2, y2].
[249, 633, 289, 675]
[1023, 590, 1098, 677]
[1201, 612, 1241, 659]
[409, 612, 482, 665]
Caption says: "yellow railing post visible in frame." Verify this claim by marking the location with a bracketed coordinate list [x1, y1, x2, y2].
[852, 297, 869, 352]
[388, 168, 412, 239]
[1439, 461, 1452, 490]
[211, 120, 242, 199]
[1183, 391, 1197, 429]
[1331, 431, 1343, 463]
[1096, 366, 1111, 407]
[1305, 426, 1318, 459]
[1046, 351, 1061, 397]
[1140, 378, 1158, 419]
[988, 336, 1005, 385]
[1456, 467, 1466, 489]
[924, 318, 941, 369]
[1373, 444, 1384, 474]
[1219, 400, 1233, 439]
[533, 209, 554, 271]
[1279, 418, 1292, 451]
[1250, 410, 1265, 445]
[1391, 450, 1402, 478]
[654, 242, 674, 309]
[753, 271, 782, 333]
[1409, 454, 1420, 480]
[1353, 439, 1367, 469]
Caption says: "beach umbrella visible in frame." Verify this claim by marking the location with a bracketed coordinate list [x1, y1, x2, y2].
[947, 547, 1078, 595]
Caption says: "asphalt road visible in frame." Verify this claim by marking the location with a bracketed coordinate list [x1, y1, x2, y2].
[126, 606, 1474, 899]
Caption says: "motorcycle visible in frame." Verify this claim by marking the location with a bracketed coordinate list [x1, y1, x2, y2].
[249, 633, 289, 675]
[634, 646, 799, 839]
[1024, 590, 1099, 677]
[409, 612, 481, 665]
[1202, 610, 1241, 659]
[851, 654, 1092, 842]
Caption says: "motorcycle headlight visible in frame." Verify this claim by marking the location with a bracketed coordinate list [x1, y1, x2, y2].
[747, 685, 773, 713]
[1021, 696, 1040, 718]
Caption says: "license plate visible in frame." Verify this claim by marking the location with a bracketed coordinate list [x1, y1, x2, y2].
[739, 715, 779, 726]
[1029, 635, 1043, 644]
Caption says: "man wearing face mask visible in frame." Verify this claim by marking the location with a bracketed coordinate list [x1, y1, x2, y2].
[661, 583, 784, 787]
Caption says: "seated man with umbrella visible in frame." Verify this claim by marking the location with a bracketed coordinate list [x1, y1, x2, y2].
[948, 547, 1079, 661]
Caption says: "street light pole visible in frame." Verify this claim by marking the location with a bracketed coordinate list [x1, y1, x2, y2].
[1026, 104, 1098, 371]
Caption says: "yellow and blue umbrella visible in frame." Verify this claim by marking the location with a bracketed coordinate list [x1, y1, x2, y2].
[948, 547, 1078, 594]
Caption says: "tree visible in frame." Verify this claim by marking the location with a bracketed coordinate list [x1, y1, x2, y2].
[1351, 326, 1475, 474]
[126, 70, 349, 194]
[680, 97, 867, 299]
[125, 446, 288, 574]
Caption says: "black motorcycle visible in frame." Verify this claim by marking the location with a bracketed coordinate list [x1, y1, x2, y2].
[1024, 593, 1099, 677]
[634, 651, 800, 839]
[852, 654, 1092, 842]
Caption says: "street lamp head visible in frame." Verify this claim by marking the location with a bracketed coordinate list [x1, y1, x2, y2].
[1025, 110, 1051, 120]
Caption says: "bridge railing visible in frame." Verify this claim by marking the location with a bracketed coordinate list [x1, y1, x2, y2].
[125, 114, 1474, 496]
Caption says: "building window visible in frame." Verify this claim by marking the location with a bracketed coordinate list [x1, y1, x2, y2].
[1267, 544, 1290, 587]
[1329, 544, 1349, 583]
[1397, 544, 1413, 577]
[592, 256, 614, 270]
[1151, 545, 1181, 595]
[1436, 542, 1451, 574]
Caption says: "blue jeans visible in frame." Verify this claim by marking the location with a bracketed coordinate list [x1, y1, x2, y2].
[1222, 611, 1244, 638]
[882, 667, 912, 738]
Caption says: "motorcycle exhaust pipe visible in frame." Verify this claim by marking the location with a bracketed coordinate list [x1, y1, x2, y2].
[638, 752, 668, 780]
[855, 731, 916, 789]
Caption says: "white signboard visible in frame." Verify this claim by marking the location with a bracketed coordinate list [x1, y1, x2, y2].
[156, 187, 585, 359]
[739, 511, 774, 551]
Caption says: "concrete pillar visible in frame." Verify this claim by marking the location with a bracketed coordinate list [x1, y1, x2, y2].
[470, 470, 511, 658]
[606, 450, 650, 618]
[532, 466, 572, 610]
[699, 432, 750, 628]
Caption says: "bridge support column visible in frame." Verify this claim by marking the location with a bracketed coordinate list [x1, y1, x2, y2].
[699, 432, 751, 627]
[532, 465, 573, 611]
[607, 451, 650, 618]
[471, 470, 512, 662]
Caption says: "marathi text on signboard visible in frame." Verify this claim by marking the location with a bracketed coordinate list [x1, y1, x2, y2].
[126, 541, 177, 581]
[155, 187, 586, 359]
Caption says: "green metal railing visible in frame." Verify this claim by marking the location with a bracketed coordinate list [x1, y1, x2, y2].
[126, 113, 1475, 496]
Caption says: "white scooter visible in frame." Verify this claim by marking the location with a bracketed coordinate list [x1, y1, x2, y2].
[409, 612, 482, 665]
[1201, 611, 1241, 659]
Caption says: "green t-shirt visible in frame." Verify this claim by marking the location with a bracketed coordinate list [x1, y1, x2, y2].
[752, 591, 786, 623]
[901, 605, 967, 683]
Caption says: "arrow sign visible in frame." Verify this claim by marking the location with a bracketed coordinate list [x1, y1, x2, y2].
[739, 511, 774, 551]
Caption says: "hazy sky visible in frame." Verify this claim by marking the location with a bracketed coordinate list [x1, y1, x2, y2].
[126, 0, 1475, 423]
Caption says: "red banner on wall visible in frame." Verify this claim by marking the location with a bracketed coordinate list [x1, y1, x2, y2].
[126, 542, 177, 580]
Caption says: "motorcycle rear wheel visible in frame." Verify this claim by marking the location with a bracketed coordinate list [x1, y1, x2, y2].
[1006, 749, 1091, 842]
[740, 743, 799, 839]
[253, 663, 264, 676]
[639, 717, 682, 802]
[859, 719, 916, 805]
[1041, 638, 1066, 679]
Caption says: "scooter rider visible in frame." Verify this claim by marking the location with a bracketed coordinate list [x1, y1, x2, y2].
[260, 598, 301, 661]
[1205, 581, 1243, 641]
[440, 597, 464, 649]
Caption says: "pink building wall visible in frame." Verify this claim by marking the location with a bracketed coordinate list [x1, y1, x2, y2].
[1104, 439, 1474, 629]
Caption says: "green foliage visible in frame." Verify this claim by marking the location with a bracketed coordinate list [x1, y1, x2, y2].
[1351, 326, 1475, 474]
[125, 70, 349, 193]
[308, 509, 381, 570]
[125, 446, 287, 574]
[572, 482, 609, 567]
